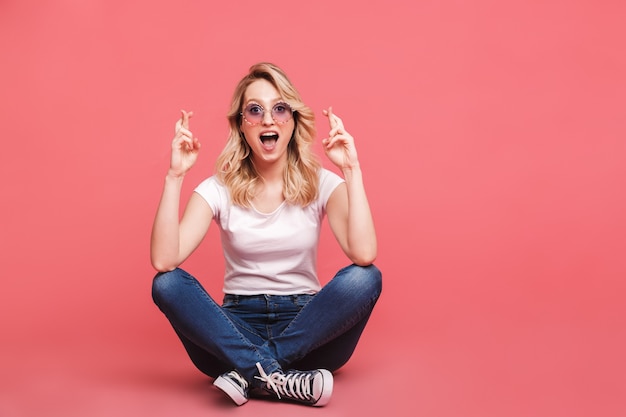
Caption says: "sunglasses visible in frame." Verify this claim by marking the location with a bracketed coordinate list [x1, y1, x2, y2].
[241, 102, 294, 126]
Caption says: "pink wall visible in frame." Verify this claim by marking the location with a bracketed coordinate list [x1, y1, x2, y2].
[1, 1, 625, 416]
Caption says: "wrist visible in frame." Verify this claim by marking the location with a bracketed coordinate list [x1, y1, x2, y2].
[165, 169, 186, 181]
[341, 163, 362, 178]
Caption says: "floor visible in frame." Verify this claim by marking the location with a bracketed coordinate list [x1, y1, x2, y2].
[1, 317, 416, 417]
[2, 292, 623, 417]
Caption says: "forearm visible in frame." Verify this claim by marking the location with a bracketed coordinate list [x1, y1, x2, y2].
[342, 165, 377, 265]
[150, 172, 185, 271]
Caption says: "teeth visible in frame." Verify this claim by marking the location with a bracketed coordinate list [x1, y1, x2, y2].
[261, 132, 276, 137]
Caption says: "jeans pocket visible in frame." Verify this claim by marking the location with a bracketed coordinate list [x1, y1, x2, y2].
[291, 294, 313, 308]
[222, 294, 239, 308]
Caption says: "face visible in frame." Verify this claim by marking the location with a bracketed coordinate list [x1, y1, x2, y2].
[240, 79, 295, 167]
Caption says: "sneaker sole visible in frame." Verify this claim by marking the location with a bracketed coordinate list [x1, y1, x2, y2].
[313, 369, 333, 407]
[213, 376, 248, 406]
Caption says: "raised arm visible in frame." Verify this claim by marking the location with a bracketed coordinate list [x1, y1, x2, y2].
[150, 110, 213, 272]
[323, 107, 377, 266]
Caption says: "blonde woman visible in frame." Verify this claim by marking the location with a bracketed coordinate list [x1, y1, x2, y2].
[150, 63, 382, 407]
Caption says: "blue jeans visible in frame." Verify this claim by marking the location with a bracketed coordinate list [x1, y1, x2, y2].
[152, 264, 382, 387]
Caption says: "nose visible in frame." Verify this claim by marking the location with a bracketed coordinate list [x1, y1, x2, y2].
[261, 109, 275, 125]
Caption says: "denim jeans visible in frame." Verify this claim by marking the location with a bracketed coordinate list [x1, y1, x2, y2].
[152, 264, 382, 387]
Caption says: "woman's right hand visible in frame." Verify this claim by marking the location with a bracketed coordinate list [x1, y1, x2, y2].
[169, 109, 201, 177]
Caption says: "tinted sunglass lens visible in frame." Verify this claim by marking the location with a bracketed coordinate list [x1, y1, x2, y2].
[272, 103, 292, 123]
[244, 104, 264, 123]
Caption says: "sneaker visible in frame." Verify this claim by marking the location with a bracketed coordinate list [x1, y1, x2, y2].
[254, 362, 333, 406]
[213, 370, 249, 405]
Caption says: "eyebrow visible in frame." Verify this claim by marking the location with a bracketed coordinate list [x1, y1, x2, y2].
[244, 97, 285, 106]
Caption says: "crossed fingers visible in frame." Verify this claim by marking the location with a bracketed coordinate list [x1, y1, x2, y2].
[174, 109, 199, 152]
[324, 106, 346, 138]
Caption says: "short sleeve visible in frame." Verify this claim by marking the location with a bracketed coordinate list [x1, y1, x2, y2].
[193, 176, 229, 219]
[318, 168, 344, 209]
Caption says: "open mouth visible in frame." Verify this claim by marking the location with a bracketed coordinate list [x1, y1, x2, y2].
[260, 132, 279, 147]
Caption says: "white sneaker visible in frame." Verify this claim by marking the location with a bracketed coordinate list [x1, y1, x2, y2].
[254, 362, 333, 406]
[213, 370, 249, 405]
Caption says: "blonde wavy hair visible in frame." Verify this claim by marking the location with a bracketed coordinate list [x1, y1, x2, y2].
[215, 62, 321, 207]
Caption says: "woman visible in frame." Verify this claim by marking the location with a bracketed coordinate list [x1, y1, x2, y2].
[150, 62, 382, 407]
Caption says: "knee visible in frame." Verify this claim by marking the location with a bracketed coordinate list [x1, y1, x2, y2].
[335, 264, 382, 299]
[360, 264, 382, 296]
[151, 268, 188, 305]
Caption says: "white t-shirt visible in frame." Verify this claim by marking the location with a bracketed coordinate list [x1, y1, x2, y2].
[194, 168, 344, 295]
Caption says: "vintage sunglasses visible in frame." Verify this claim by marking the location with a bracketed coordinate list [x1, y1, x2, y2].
[241, 102, 294, 126]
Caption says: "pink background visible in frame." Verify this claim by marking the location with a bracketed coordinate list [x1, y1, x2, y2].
[1, 1, 625, 416]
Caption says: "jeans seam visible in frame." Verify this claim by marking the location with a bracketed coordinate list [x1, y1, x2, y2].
[188, 276, 269, 366]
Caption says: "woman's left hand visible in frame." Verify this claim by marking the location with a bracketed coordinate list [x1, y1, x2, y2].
[322, 107, 359, 170]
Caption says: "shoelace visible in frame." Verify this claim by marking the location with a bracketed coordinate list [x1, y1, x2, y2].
[227, 370, 249, 390]
[255, 362, 314, 401]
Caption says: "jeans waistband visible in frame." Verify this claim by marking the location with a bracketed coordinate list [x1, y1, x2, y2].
[223, 293, 311, 302]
